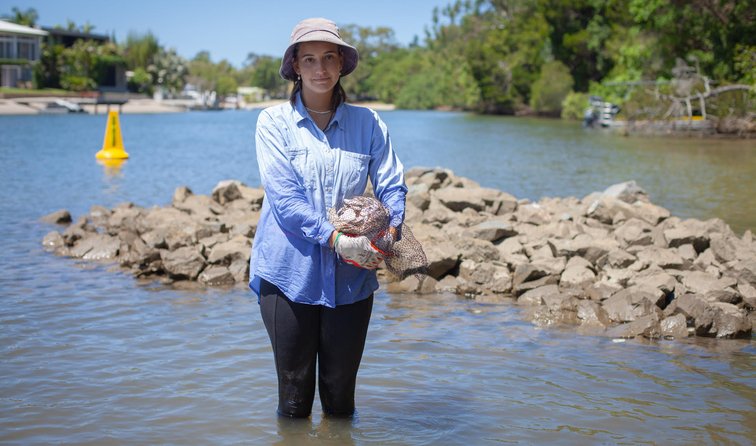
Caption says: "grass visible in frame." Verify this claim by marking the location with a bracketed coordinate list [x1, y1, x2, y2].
[0, 87, 74, 96]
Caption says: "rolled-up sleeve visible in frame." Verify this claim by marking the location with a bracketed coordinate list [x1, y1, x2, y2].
[368, 113, 407, 229]
[256, 111, 335, 246]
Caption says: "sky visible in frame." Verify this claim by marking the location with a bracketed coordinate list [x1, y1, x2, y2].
[2, 0, 451, 67]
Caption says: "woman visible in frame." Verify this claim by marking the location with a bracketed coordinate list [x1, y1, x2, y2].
[249, 18, 407, 418]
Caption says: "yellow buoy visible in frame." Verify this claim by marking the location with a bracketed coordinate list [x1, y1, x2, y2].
[95, 110, 129, 160]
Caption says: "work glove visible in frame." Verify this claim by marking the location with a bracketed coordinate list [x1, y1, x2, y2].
[334, 233, 384, 270]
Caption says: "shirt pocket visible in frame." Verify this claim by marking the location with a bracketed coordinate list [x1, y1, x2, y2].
[288, 147, 316, 189]
[339, 151, 371, 196]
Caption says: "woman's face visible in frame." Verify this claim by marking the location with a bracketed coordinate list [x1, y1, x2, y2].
[293, 41, 343, 96]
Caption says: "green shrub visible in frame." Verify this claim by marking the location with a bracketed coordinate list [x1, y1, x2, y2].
[530, 61, 574, 116]
[561, 91, 589, 120]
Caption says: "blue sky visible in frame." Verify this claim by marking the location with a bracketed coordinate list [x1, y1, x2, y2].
[2, 0, 452, 66]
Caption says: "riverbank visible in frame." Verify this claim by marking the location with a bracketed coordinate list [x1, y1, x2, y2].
[40, 168, 754, 341]
[0, 96, 396, 115]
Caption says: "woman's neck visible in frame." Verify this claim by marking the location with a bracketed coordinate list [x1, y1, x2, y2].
[301, 89, 333, 113]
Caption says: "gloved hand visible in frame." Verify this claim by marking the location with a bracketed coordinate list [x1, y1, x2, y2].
[334, 232, 383, 269]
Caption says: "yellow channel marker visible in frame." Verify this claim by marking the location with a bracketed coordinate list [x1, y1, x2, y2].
[95, 110, 129, 160]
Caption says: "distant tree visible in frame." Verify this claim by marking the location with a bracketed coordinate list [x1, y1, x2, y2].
[242, 53, 286, 97]
[122, 31, 160, 69]
[149, 48, 187, 94]
[530, 60, 574, 116]
[4, 6, 38, 26]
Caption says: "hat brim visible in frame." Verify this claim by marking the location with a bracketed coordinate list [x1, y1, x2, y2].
[279, 31, 359, 81]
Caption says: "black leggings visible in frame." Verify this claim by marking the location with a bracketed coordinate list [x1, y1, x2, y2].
[259, 279, 373, 418]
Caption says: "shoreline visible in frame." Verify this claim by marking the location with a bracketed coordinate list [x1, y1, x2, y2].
[0, 97, 396, 115]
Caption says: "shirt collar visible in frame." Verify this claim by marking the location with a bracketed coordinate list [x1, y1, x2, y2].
[292, 91, 345, 131]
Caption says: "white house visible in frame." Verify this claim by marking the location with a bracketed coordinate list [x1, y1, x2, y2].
[0, 19, 48, 88]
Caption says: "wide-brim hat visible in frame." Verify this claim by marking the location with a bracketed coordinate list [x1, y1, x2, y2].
[279, 17, 359, 81]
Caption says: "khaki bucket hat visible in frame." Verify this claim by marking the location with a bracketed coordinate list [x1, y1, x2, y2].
[279, 18, 359, 81]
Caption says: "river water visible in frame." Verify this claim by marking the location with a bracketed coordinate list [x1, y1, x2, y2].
[1, 110, 754, 445]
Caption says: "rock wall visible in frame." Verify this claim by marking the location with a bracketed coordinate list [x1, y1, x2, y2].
[41, 168, 755, 340]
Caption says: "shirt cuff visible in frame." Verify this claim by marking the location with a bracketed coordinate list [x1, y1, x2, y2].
[318, 221, 337, 247]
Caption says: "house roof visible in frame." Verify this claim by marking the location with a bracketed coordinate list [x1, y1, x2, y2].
[0, 19, 49, 37]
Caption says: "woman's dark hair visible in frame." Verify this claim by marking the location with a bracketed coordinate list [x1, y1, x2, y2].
[288, 44, 348, 110]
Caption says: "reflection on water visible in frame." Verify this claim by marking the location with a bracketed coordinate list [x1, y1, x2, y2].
[0, 111, 754, 444]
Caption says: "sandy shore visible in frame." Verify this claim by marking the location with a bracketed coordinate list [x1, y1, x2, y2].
[0, 97, 396, 115]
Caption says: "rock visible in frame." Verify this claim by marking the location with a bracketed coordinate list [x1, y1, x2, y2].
[513, 275, 559, 297]
[709, 233, 738, 264]
[207, 235, 251, 265]
[237, 185, 265, 208]
[434, 187, 485, 212]
[212, 180, 243, 205]
[173, 194, 224, 219]
[577, 300, 612, 328]
[138, 207, 195, 234]
[161, 246, 206, 280]
[543, 293, 579, 312]
[598, 249, 636, 269]
[407, 183, 431, 211]
[704, 289, 742, 305]
[516, 203, 551, 225]
[229, 258, 249, 283]
[454, 238, 500, 263]
[606, 312, 662, 339]
[513, 264, 548, 289]
[141, 228, 168, 249]
[421, 198, 457, 226]
[636, 247, 684, 269]
[694, 302, 752, 338]
[172, 186, 193, 205]
[61, 217, 92, 245]
[613, 218, 655, 247]
[42, 231, 65, 252]
[527, 241, 556, 260]
[585, 281, 623, 301]
[463, 219, 517, 243]
[409, 167, 452, 190]
[663, 226, 710, 253]
[165, 225, 198, 251]
[490, 266, 513, 294]
[459, 260, 493, 284]
[88, 205, 112, 229]
[661, 314, 689, 339]
[478, 188, 518, 215]
[387, 275, 438, 294]
[518, 284, 559, 306]
[107, 207, 142, 233]
[555, 233, 619, 264]
[628, 271, 677, 298]
[682, 271, 736, 294]
[436, 275, 460, 293]
[527, 304, 579, 327]
[602, 180, 647, 203]
[586, 197, 637, 225]
[41, 209, 72, 225]
[630, 201, 670, 226]
[198, 265, 235, 286]
[677, 243, 698, 261]
[602, 289, 662, 322]
[560, 256, 596, 289]
[424, 242, 459, 279]
[69, 234, 120, 260]
[737, 259, 756, 286]
[673, 293, 708, 324]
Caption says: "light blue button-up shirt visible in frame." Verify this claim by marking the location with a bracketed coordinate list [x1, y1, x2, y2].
[249, 93, 407, 307]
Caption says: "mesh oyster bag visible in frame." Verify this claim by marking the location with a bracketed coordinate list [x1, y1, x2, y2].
[328, 195, 428, 279]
